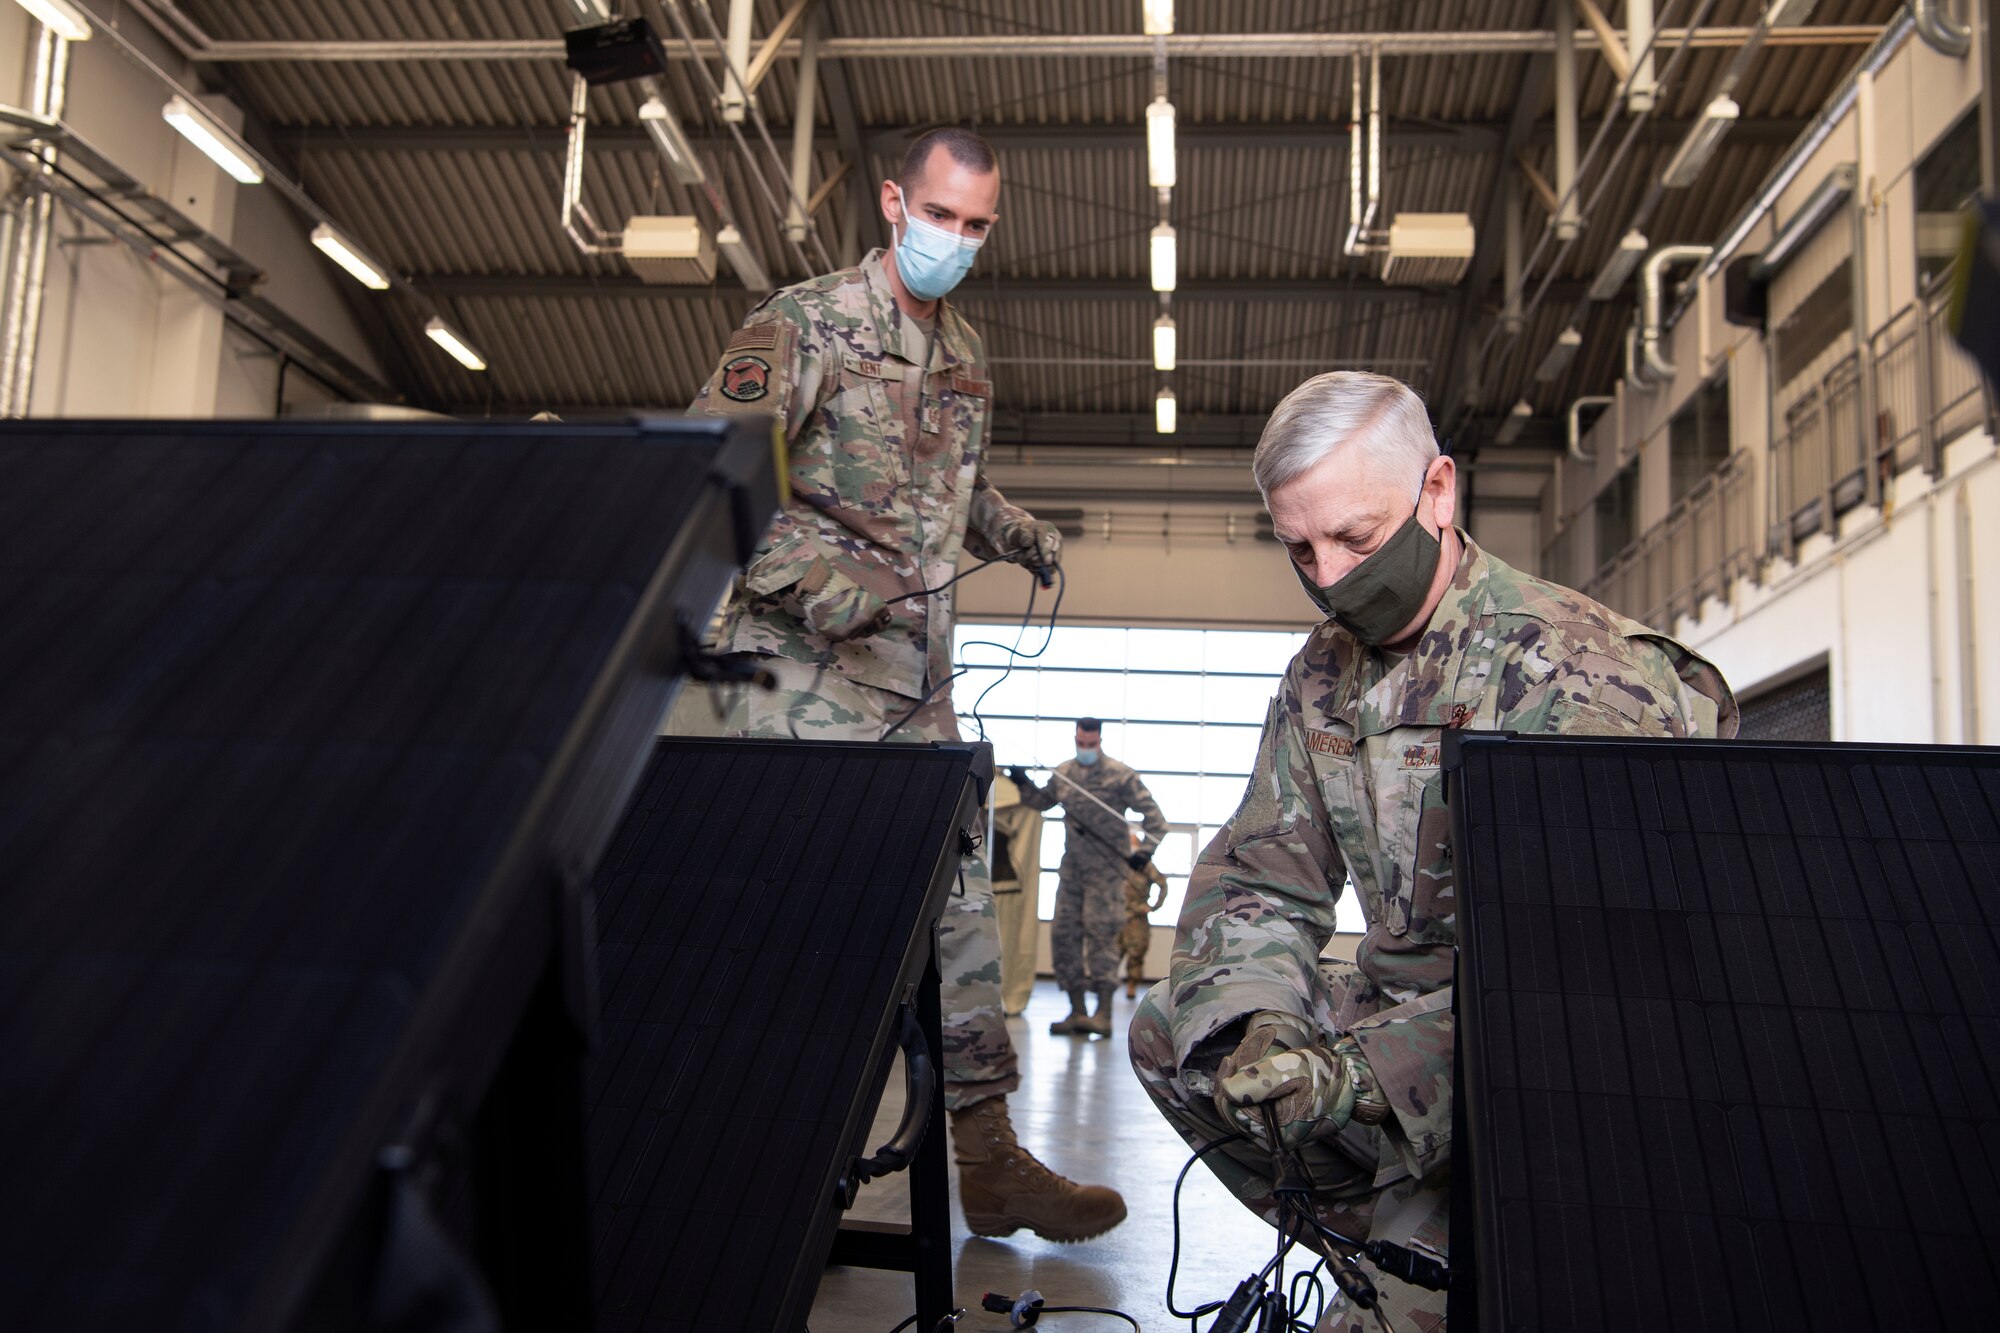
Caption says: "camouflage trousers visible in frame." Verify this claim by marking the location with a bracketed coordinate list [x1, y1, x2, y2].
[1118, 911, 1150, 990]
[1129, 977, 1450, 1333]
[1049, 860, 1126, 992]
[717, 656, 1018, 1111]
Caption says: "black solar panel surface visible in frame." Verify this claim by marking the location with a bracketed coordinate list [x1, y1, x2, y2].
[0, 420, 732, 1332]
[1452, 736, 2000, 1333]
[587, 737, 970, 1332]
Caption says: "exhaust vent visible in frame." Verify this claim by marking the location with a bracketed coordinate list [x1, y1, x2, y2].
[622, 215, 717, 284]
[1379, 213, 1475, 286]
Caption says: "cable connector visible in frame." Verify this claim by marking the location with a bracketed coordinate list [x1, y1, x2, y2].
[1362, 1240, 1450, 1292]
[981, 1290, 1044, 1328]
[1207, 1275, 1268, 1333]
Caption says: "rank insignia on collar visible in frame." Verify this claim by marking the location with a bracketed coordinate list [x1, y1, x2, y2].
[720, 354, 771, 402]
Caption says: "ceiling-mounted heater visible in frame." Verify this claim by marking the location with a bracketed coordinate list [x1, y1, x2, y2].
[1380, 214, 1476, 285]
[622, 216, 717, 284]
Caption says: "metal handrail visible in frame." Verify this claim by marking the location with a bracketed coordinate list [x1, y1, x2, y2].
[1577, 259, 1994, 627]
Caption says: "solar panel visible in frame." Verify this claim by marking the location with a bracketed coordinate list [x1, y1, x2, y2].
[0, 417, 777, 1332]
[1449, 733, 2000, 1333]
[586, 736, 984, 1333]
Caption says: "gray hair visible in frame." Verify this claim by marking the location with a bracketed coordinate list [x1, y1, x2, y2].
[1252, 371, 1439, 503]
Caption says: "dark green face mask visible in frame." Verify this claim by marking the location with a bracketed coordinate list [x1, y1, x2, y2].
[1293, 507, 1442, 646]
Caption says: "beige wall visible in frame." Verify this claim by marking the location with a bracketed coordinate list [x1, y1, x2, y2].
[956, 499, 1323, 630]
[1547, 16, 1996, 739]
[2, 17, 387, 418]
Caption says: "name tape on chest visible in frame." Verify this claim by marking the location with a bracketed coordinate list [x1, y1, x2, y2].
[1304, 728, 1355, 759]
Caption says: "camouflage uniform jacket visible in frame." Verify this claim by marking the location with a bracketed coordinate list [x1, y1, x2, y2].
[1018, 755, 1169, 873]
[1170, 534, 1737, 1178]
[693, 248, 1031, 700]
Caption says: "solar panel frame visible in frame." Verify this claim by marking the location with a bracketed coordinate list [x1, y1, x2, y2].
[584, 736, 985, 1332]
[0, 416, 777, 1332]
[1449, 732, 2000, 1333]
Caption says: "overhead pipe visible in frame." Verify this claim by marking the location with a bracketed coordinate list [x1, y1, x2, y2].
[1627, 0, 1658, 112]
[720, 0, 755, 121]
[1553, 3, 1579, 241]
[1343, 51, 1366, 255]
[1, 25, 68, 418]
[1342, 49, 1382, 256]
[1625, 322, 1656, 391]
[1502, 174, 1524, 334]
[1568, 395, 1614, 461]
[560, 75, 619, 254]
[1676, 7, 1915, 323]
[104, 27, 1890, 62]
[1367, 44, 1381, 235]
[670, 1, 831, 274]
[1456, 0, 1723, 435]
[784, 10, 821, 243]
[1640, 244, 1712, 380]
[1913, 0, 1971, 57]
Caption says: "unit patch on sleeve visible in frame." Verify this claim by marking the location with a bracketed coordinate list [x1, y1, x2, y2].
[720, 354, 772, 402]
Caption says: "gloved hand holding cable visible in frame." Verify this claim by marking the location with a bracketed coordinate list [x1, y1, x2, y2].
[1213, 1011, 1389, 1153]
[995, 515, 1062, 581]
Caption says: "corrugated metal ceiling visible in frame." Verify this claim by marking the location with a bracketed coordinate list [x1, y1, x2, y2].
[164, 0, 1904, 436]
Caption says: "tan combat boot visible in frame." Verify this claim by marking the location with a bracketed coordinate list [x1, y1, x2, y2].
[1048, 987, 1090, 1036]
[1078, 984, 1116, 1037]
[950, 1097, 1127, 1242]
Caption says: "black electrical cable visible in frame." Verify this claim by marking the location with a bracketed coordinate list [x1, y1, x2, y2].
[879, 559, 1062, 742]
[1037, 1306, 1142, 1330]
[961, 561, 1064, 742]
[1165, 1133, 1248, 1322]
[881, 552, 1020, 606]
[881, 1309, 966, 1333]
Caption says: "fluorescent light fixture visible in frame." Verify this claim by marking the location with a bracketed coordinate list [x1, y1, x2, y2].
[310, 223, 390, 290]
[639, 96, 707, 186]
[1588, 230, 1648, 301]
[1661, 96, 1739, 189]
[1155, 386, 1177, 434]
[1535, 327, 1583, 382]
[1494, 399, 1533, 446]
[1152, 314, 1176, 371]
[1752, 163, 1855, 279]
[1766, 0, 1818, 26]
[14, 0, 92, 40]
[1146, 96, 1176, 190]
[424, 317, 487, 372]
[1143, 0, 1173, 36]
[162, 96, 263, 184]
[716, 224, 772, 292]
[1150, 222, 1177, 292]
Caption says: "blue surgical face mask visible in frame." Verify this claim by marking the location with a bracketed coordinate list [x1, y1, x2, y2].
[891, 184, 985, 301]
[1076, 746, 1100, 766]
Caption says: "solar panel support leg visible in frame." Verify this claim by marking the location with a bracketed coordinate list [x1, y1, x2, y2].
[827, 933, 956, 1329]
[910, 935, 955, 1329]
[472, 960, 594, 1328]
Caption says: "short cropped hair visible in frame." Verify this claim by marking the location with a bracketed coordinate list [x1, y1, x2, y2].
[900, 126, 998, 191]
[1076, 717, 1103, 733]
[1252, 371, 1439, 504]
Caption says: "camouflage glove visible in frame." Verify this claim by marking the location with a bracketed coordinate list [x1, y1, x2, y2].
[995, 515, 1061, 572]
[1214, 1014, 1388, 1152]
[795, 558, 892, 643]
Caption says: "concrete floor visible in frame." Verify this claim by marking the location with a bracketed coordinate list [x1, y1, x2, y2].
[808, 981, 1285, 1333]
